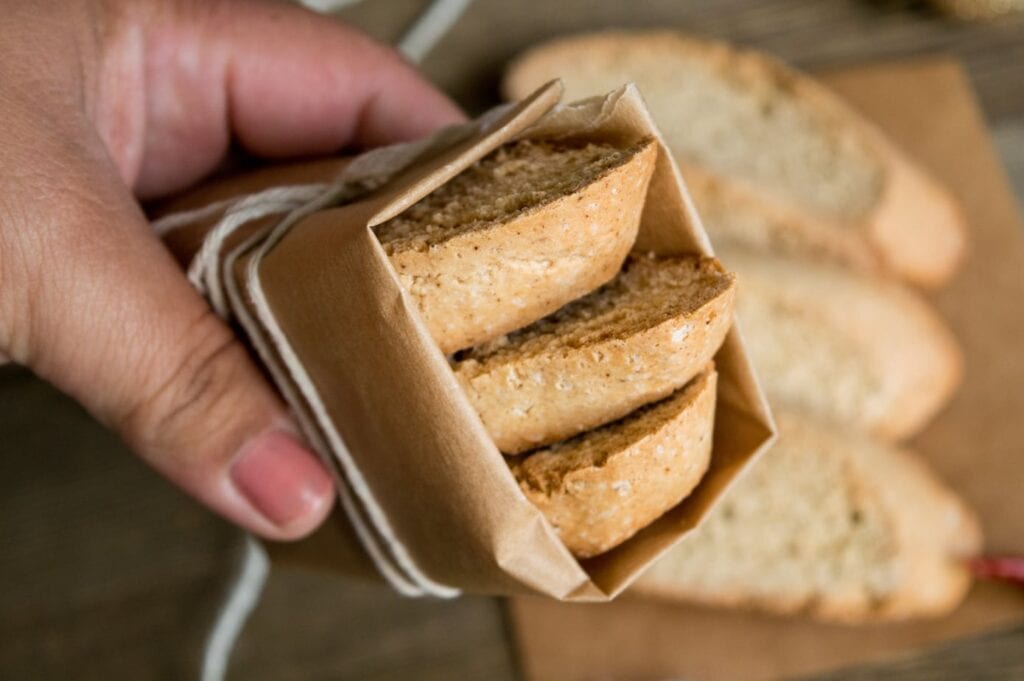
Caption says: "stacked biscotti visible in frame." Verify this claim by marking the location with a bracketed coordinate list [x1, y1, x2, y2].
[505, 32, 982, 620]
[374, 135, 737, 558]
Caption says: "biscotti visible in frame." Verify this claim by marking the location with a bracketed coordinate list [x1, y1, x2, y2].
[510, 367, 717, 558]
[504, 32, 965, 286]
[682, 169, 881, 273]
[636, 410, 981, 622]
[723, 249, 961, 440]
[377, 137, 658, 353]
[453, 254, 735, 454]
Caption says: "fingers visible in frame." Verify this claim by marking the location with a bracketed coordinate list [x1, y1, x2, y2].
[1, 119, 334, 540]
[2, 0, 461, 541]
[219, 1, 465, 150]
[130, 0, 465, 197]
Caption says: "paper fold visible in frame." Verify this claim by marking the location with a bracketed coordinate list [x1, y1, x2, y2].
[155, 81, 775, 600]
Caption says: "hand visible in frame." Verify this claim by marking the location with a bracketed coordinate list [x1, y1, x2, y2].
[0, 0, 464, 540]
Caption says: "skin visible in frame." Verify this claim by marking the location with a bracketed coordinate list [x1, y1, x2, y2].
[0, 0, 464, 540]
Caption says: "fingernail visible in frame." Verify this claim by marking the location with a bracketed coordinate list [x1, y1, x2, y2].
[230, 430, 334, 528]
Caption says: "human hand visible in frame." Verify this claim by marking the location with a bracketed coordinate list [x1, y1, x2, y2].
[0, 0, 464, 539]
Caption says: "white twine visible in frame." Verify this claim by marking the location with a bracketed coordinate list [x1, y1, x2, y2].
[200, 536, 269, 681]
[295, 0, 474, 65]
[152, 196, 245, 237]
[297, 0, 366, 11]
[397, 0, 474, 64]
[188, 185, 329, 315]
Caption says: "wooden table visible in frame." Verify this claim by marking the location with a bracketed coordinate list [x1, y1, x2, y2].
[2, 1, 1023, 679]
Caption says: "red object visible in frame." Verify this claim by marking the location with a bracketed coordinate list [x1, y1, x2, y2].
[970, 556, 1024, 586]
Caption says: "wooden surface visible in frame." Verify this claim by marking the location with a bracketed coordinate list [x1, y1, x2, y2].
[2, 1, 1024, 679]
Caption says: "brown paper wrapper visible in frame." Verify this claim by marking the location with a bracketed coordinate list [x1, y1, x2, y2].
[154, 83, 774, 599]
[509, 58, 1024, 678]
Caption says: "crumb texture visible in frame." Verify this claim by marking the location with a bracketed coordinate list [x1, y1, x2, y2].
[460, 255, 731, 368]
[685, 171, 880, 271]
[643, 412, 898, 614]
[375, 140, 642, 253]
[511, 368, 717, 558]
[723, 249, 960, 438]
[377, 137, 657, 353]
[454, 255, 735, 453]
[638, 411, 980, 621]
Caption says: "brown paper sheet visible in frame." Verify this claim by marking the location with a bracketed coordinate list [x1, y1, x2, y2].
[155, 158, 351, 267]
[157, 83, 773, 600]
[509, 58, 1024, 680]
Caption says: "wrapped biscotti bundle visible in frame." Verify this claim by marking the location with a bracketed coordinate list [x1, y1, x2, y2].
[153, 82, 774, 600]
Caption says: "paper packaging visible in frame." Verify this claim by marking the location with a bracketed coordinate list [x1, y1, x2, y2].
[155, 82, 774, 599]
[510, 59, 1024, 680]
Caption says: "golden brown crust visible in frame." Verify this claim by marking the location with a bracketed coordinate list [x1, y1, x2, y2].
[850, 426, 982, 619]
[511, 368, 717, 558]
[455, 255, 734, 454]
[391, 139, 658, 353]
[505, 31, 966, 287]
[865, 151, 967, 287]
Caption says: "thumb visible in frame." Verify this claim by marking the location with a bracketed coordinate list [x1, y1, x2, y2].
[2, 129, 334, 541]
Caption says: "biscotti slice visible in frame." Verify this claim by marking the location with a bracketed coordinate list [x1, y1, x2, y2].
[683, 169, 882, 273]
[724, 249, 961, 440]
[376, 138, 658, 353]
[454, 254, 734, 454]
[504, 32, 965, 286]
[636, 411, 982, 622]
[511, 367, 717, 559]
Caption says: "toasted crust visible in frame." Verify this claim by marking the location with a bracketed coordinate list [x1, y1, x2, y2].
[505, 31, 966, 287]
[510, 368, 717, 558]
[455, 255, 735, 454]
[635, 411, 981, 622]
[723, 250, 962, 440]
[388, 139, 658, 353]
[851, 425, 982, 619]
[865, 150, 967, 287]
